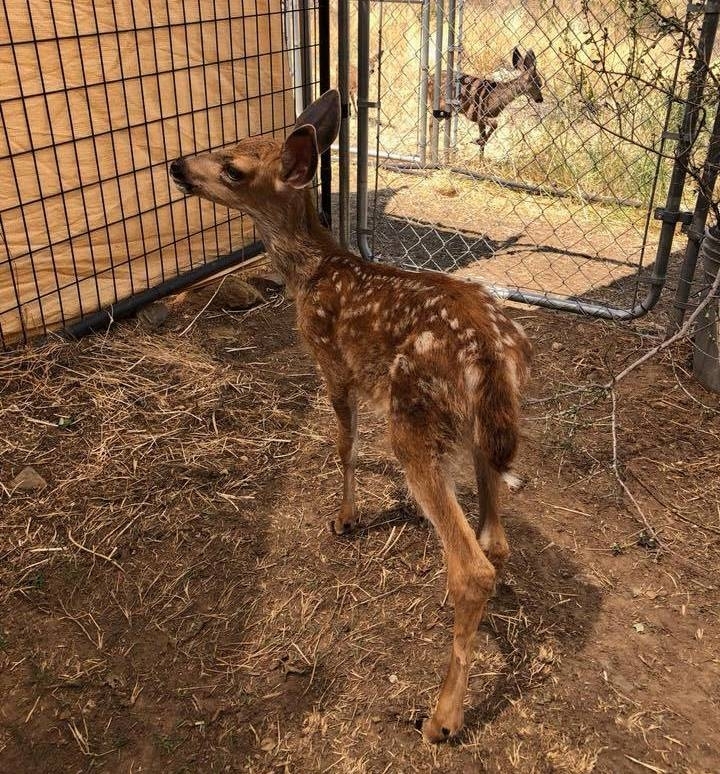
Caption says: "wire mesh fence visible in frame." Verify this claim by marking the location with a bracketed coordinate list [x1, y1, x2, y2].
[344, 0, 720, 321]
[0, 0, 324, 348]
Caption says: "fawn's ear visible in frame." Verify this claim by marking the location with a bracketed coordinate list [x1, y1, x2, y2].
[281, 124, 318, 188]
[512, 47, 522, 69]
[293, 89, 341, 154]
[524, 49, 537, 69]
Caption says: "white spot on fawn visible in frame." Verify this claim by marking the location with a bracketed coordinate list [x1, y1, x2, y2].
[316, 308, 326, 318]
[506, 358, 519, 391]
[464, 364, 482, 391]
[414, 331, 436, 353]
[449, 318, 459, 330]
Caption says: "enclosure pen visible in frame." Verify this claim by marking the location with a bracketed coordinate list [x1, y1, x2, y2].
[1, 0, 720, 770]
[0, 0, 326, 347]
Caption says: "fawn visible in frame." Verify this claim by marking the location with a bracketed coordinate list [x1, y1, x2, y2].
[169, 90, 531, 743]
[429, 47, 543, 154]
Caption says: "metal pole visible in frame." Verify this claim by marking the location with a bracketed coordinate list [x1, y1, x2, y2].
[418, 0, 431, 166]
[671, 110, 720, 332]
[338, 0, 350, 246]
[318, 0, 332, 226]
[451, 0, 465, 149]
[430, 0, 444, 164]
[443, 0, 456, 162]
[668, 10, 720, 335]
[692, 227, 720, 392]
[298, 0, 313, 110]
[357, 0, 373, 259]
[669, 6, 720, 331]
[285, 0, 304, 118]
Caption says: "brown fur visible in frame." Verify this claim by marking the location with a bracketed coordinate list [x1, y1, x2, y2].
[169, 90, 531, 743]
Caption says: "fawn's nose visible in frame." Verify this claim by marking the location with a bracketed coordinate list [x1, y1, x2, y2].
[169, 158, 187, 181]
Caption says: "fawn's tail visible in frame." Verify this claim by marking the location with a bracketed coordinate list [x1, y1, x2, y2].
[472, 363, 520, 474]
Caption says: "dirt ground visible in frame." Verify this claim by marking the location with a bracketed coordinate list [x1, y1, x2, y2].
[1, 260, 720, 773]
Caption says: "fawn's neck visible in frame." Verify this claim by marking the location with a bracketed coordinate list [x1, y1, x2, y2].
[500, 74, 530, 107]
[253, 190, 342, 294]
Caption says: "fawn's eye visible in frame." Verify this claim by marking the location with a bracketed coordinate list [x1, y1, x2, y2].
[223, 165, 245, 183]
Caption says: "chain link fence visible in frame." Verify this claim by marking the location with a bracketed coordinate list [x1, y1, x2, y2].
[340, 0, 720, 323]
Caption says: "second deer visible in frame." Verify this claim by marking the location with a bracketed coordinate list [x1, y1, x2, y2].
[429, 47, 544, 154]
[169, 90, 531, 743]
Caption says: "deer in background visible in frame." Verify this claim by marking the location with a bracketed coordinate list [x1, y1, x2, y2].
[348, 50, 382, 115]
[169, 90, 531, 744]
[429, 47, 544, 154]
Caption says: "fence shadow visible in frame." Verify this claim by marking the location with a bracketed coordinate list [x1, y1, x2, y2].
[334, 181, 684, 314]
[334, 187, 522, 270]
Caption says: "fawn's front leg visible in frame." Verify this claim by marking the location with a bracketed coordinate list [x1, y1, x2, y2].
[329, 387, 359, 535]
[474, 118, 497, 154]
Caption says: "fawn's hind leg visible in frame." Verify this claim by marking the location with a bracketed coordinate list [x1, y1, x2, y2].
[328, 385, 359, 534]
[474, 454, 510, 575]
[390, 414, 495, 743]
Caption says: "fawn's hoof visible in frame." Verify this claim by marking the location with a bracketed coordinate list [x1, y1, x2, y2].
[329, 512, 361, 535]
[422, 713, 463, 744]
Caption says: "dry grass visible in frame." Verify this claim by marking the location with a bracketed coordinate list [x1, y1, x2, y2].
[1, 270, 720, 772]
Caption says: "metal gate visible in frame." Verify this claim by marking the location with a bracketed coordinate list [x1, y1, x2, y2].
[337, 0, 720, 322]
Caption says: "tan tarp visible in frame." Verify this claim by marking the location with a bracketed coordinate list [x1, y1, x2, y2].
[0, 0, 294, 345]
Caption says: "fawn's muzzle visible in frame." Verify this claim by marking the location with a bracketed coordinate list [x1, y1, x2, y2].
[169, 158, 194, 193]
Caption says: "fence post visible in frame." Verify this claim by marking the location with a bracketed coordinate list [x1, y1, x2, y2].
[443, 0, 456, 162]
[666, 5, 720, 332]
[338, 0, 351, 246]
[693, 227, 720, 392]
[318, 0, 332, 226]
[298, 0, 314, 110]
[451, 0, 464, 150]
[430, 0, 444, 164]
[356, 0, 373, 259]
[418, 0, 431, 166]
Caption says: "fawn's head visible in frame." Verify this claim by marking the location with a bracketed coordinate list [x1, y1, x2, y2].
[511, 47, 543, 104]
[169, 90, 341, 225]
